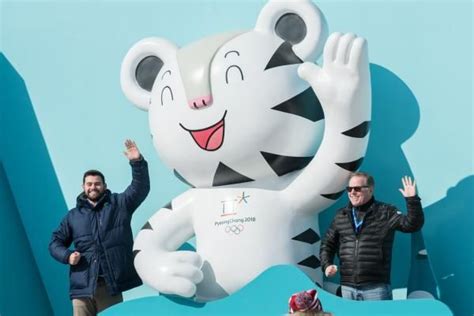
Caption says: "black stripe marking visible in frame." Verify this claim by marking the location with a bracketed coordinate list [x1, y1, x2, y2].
[342, 121, 371, 138]
[141, 221, 153, 230]
[321, 189, 345, 200]
[298, 255, 321, 269]
[261, 151, 313, 177]
[264, 42, 303, 70]
[173, 169, 195, 188]
[335, 157, 364, 172]
[163, 201, 172, 210]
[292, 228, 320, 244]
[133, 249, 141, 260]
[271, 88, 324, 122]
[212, 162, 254, 187]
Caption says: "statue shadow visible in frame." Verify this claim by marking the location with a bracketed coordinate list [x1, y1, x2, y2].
[423, 175, 474, 316]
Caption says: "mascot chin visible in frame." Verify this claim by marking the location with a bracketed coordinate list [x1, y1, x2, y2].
[120, 0, 371, 302]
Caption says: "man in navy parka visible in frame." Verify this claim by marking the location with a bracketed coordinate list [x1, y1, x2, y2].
[49, 139, 150, 315]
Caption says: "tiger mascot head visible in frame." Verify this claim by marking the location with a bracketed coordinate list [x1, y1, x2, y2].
[121, 0, 328, 188]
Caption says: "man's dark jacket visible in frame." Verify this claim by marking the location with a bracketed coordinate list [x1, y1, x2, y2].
[320, 196, 424, 287]
[49, 158, 150, 298]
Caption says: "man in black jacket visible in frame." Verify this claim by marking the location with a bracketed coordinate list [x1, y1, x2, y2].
[320, 172, 423, 301]
[49, 139, 150, 315]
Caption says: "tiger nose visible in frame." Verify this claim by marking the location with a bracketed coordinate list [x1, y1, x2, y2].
[188, 95, 213, 110]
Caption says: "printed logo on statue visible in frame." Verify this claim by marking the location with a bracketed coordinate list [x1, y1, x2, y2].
[215, 191, 256, 235]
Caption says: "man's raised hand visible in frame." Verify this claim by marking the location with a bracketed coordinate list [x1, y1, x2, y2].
[124, 139, 141, 161]
[399, 176, 417, 198]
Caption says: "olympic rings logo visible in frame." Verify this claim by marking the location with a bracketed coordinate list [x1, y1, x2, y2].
[225, 224, 244, 235]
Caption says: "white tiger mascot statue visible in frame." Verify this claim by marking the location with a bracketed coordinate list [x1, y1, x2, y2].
[120, 0, 371, 302]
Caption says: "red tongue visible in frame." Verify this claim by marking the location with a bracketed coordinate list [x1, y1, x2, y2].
[190, 120, 224, 151]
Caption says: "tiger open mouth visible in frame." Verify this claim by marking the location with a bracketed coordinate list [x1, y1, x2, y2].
[179, 110, 227, 151]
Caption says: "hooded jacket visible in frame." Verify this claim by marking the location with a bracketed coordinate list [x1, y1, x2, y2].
[49, 158, 150, 298]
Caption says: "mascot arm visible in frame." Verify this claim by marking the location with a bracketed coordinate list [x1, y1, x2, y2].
[283, 33, 371, 214]
[133, 195, 203, 297]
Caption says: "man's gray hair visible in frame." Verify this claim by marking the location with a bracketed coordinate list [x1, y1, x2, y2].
[349, 171, 375, 187]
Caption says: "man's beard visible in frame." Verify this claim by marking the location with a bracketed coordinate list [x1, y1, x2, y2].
[86, 190, 105, 202]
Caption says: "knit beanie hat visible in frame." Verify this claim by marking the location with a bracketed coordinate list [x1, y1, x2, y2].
[288, 289, 323, 314]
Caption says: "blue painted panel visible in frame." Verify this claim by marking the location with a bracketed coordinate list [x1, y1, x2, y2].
[0, 54, 71, 315]
[0, 163, 53, 316]
[103, 266, 452, 316]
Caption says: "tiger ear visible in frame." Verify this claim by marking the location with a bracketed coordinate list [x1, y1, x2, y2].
[254, 0, 328, 62]
[120, 37, 178, 111]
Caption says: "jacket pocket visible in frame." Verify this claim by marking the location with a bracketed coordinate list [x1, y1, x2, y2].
[107, 246, 133, 283]
[70, 257, 90, 289]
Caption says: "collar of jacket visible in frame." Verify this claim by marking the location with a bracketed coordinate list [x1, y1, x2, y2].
[76, 190, 111, 210]
[343, 196, 376, 214]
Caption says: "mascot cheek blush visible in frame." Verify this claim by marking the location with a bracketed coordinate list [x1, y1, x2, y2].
[121, 0, 371, 302]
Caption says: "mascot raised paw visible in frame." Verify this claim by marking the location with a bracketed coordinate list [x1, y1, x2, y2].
[121, 0, 371, 302]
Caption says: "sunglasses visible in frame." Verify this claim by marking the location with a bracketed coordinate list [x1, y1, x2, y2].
[346, 185, 369, 192]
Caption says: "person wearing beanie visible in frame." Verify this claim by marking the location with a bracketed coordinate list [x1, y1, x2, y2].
[288, 289, 323, 314]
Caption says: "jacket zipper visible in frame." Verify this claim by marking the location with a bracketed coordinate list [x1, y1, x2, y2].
[349, 209, 361, 286]
[354, 236, 360, 285]
[92, 211, 100, 296]
[97, 206, 117, 292]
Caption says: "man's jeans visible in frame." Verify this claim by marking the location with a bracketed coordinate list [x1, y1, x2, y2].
[341, 283, 392, 301]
